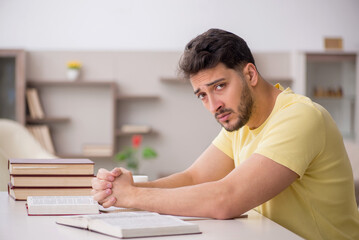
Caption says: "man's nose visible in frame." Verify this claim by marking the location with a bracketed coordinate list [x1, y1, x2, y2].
[208, 95, 223, 114]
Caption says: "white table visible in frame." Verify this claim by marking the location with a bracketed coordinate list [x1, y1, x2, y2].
[0, 192, 302, 239]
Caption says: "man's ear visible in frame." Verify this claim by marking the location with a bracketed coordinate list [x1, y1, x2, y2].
[245, 63, 258, 87]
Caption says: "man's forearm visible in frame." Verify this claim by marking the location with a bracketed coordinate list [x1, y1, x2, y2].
[127, 179, 244, 219]
[135, 170, 195, 188]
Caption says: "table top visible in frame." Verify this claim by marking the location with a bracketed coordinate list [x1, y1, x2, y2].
[0, 192, 302, 240]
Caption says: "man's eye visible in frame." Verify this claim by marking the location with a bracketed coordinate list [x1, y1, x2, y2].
[216, 83, 225, 90]
[197, 93, 206, 100]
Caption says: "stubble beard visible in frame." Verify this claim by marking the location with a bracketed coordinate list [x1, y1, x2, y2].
[216, 83, 254, 132]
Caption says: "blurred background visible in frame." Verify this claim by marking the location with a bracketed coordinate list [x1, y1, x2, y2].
[1, 0, 358, 181]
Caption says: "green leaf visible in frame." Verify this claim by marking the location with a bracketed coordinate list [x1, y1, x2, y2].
[127, 158, 138, 170]
[115, 147, 134, 162]
[115, 152, 127, 162]
[142, 147, 157, 159]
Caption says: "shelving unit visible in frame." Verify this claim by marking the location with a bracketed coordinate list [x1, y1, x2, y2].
[23, 79, 161, 158]
[0, 50, 26, 124]
[27, 81, 117, 88]
[115, 93, 160, 156]
[26, 117, 70, 124]
[25, 80, 117, 158]
[116, 93, 160, 137]
[305, 52, 357, 139]
[116, 129, 157, 136]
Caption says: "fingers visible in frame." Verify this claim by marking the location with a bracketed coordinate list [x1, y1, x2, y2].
[92, 167, 132, 208]
[92, 178, 112, 190]
[120, 168, 134, 184]
[92, 168, 123, 207]
[118, 167, 133, 179]
[93, 167, 123, 190]
[111, 167, 122, 177]
[92, 188, 112, 202]
[96, 168, 122, 181]
[101, 197, 117, 208]
[91, 188, 117, 208]
[91, 168, 123, 208]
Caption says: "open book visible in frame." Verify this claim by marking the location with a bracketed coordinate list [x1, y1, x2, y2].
[27, 196, 99, 215]
[56, 211, 201, 238]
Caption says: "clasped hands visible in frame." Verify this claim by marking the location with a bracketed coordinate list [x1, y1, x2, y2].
[91, 167, 135, 208]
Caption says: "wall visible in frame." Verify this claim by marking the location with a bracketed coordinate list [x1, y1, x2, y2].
[1, 0, 359, 179]
[1, 0, 358, 51]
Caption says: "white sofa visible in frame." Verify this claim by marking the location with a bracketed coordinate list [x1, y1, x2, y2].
[0, 119, 56, 191]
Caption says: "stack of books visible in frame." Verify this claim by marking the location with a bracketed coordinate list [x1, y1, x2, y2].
[8, 158, 94, 200]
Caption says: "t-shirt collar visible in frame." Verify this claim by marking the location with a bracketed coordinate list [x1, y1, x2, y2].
[248, 83, 292, 135]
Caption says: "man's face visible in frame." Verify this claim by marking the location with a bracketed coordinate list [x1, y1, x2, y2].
[190, 63, 254, 131]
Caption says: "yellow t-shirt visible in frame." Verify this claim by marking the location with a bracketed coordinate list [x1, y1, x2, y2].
[212, 85, 359, 240]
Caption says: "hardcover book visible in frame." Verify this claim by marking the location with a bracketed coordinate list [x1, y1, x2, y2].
[8, 158, 94, 175]
[56, 211, 201, 238]
[26, 196, 99, 215]
[26, 88, 45, 119]
[8, 183, 92, 200]
[10, 175, 94, 187]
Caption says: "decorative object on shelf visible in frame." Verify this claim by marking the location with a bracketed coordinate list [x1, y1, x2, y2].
[313, 86, 343, 98]
[114, 135, 157, 174]
[324, 37, 343, 50]
[82, 144, 113, 157]
[120, 124, 151, 134]
[66, 61, 82, 81]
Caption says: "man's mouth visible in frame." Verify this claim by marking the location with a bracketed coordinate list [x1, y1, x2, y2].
[216, 112, 231, 122]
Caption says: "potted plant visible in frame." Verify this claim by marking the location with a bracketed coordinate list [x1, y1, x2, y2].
[114, 135, 157, 174]
[67, 61, 82, 81]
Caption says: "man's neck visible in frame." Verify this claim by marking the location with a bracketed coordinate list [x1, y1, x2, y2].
[247, 81, 282, 130]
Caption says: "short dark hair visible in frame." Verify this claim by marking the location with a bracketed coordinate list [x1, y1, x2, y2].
[178, 28, 255, 79]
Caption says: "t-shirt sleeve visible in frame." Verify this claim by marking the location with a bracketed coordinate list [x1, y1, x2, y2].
[255, 103, 325, 178]
[212, 128, 234, 159]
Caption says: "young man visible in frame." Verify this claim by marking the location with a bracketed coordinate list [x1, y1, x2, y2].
[92, 29, 359, 239]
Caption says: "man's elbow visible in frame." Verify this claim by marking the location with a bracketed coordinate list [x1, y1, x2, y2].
[209, 188, 244, 220]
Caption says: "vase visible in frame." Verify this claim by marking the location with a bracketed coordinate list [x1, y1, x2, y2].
[67, 68, 80, 81]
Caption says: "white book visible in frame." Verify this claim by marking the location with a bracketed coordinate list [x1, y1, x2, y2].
[121, 124, 151, 133]
[56, 211, 201, 238]
[27, 196, 99, 215]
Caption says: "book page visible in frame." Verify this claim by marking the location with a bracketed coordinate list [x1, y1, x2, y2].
[27, 196, 99, 215]
[57, 212, 200, 238]
[56, 215, 89, 229]
[28, 196, 97, 205]
[90, 212, 199, 238]
[90, 212, 194, 228]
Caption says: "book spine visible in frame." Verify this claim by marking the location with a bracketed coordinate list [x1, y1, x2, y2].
[10, 174, 95, 177]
